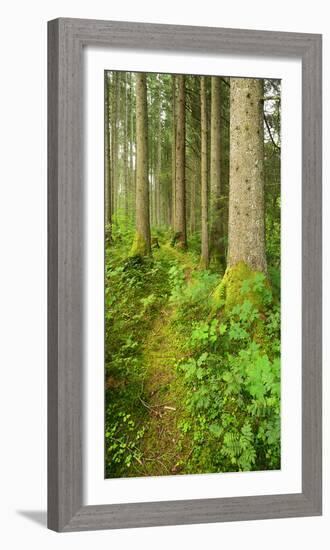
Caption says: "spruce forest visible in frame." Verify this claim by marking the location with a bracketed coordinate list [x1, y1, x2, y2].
[104, 71, 281, 478]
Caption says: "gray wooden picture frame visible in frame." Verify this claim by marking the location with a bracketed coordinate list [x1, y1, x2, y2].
[48, 17, 322, 532]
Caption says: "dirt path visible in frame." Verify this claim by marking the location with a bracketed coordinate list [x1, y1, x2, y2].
[137, 304, 191, 476]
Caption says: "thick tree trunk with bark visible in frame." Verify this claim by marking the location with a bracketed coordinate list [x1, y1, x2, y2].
[227, 78, 266, 273]
[131, 73, 151, 256]
[200, 76, 209, 267]
[210, 76, 222, 260]
[174, 75, 187, 248]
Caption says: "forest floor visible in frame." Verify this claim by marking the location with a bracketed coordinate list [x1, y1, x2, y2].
[136, 244, 198, 475]
[104, 230, 281, 478]
[105, 239, 199, 477]
[138, 305, 190, 475]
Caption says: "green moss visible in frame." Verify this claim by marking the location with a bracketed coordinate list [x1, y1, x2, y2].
[213, 261, 265, 313]
[212, 277, 226, 310]
[130, 231, 150, 257]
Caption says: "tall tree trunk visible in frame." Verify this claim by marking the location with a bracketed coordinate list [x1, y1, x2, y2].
[189, 163, 198, 235]
[228, 78, 266, 273]
[174, 75, 187, 248]
[111, 72, 120, 217]
[200, 76, 209, 267]
[110, 73, 115, 217]
[210, 76, 222, 260]
[105, 72, 112, 237]
[189, 156, 198, 234]
[131, 73, 151, 256]
[124, 73, 129, 217]
[220, 77, 230, 263]
[151, 168, 156, 227]
[129, 73, 135, 222]
[171, 76, 176, 228]
[156, 80, 162, 226]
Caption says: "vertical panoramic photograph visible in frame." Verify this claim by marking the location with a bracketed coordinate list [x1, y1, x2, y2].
[104, 71, 281, 478]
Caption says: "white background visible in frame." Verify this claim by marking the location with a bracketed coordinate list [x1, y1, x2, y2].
[0, 0, 328, 548]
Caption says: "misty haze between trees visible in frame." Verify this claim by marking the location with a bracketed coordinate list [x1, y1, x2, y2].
[104, 71, 281, 477]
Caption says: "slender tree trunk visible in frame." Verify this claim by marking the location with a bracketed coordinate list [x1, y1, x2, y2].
[131, 73, 151, 256]
[171, 76, 176, 228]
[156, 80, 162, 226]
[151, 168, 156, 227]
[110, 73, 116, 217]
[228, 78, 266, 272]
[115, 73, 121, 213]
[105, 73, 112, 237]
[220, 77, 230, 263]
[111, 72, 120, 217]
[210, 76, 222, 260]
[189, 156, 197, 234]
[129, 73, 135, 222]
[200, 76, 209, 267]
[174, 75, 187, 248]
[124, 73, 129, 217]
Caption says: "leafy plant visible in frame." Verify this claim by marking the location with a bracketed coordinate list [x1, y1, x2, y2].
[177, 273, 280, 473]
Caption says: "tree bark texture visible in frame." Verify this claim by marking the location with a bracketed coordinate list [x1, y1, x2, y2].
[156, 79, 162, 226]
[124, 72, 129, 217]
[174, 75, 187, 248]
[131, 72, 151, 256]
[129, 72, 135, 222]
[110, 72, 120, 216]
[200, 76, 209, 267]
[210, 76, 222, 259]
[228, 78, 266, 273]
[171, 76, 176, 228]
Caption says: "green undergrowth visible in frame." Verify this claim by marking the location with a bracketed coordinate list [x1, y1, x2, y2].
[172, 265, 281, 473]
[105, 225, 173, 477]
[105, 219, 280, 478]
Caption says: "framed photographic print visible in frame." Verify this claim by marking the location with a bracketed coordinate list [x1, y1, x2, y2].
[48, 18, 322, 531]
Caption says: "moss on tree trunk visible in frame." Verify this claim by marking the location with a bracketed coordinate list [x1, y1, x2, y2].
[130, 231, 151, 257]
[213, 261, 266, 313]
[213, 79, 268, 314]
